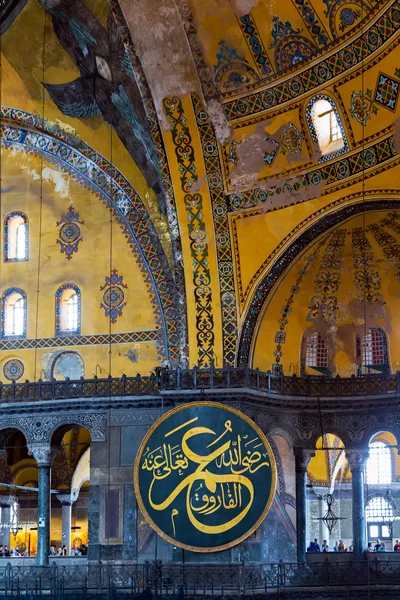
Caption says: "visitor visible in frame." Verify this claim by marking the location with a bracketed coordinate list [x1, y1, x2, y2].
[61, 545, 67, 556]
[307, 538, 321, 552]
[374, 539, 382, 552]
[71, 545, 82, 556]
[321, 540, 329, 552]
[80, 543, 87, 556]
[348, 541, 353, 552]
[49, 546, 56, 556]
[3, 546, 10, 557]
[366, 542, 373, 553]
[338, 540, 346, 552]
[378, 542, 387, 552]
[56, 547, 62, 556]
[333, 541, 339, 552]
[394, 540, 400, 552]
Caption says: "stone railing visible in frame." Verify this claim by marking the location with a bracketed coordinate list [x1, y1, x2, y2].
[0, 367, 399, 403]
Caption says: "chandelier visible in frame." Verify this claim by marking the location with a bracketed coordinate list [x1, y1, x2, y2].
[313, 493, 346, 535]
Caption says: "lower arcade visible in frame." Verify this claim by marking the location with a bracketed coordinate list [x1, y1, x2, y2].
[0, 369, 399, 598]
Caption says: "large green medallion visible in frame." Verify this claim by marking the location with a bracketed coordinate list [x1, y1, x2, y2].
[134, 402, 276, 552]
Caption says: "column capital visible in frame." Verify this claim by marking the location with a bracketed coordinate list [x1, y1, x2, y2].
[0, 495, 15, 507]
[345, 448, 369, 471]
[56, 493, 75, 506]
[28, 443, 58, 467]
[294, 448, 315, 471]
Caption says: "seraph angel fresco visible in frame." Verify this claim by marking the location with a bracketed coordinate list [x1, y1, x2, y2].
[37, 0, 165, 208]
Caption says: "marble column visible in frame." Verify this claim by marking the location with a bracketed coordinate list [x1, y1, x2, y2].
[294, 449, 315, 563]
[0, 497, 15, 549]
[346, 449, 369, 558]
[29, 444, 55, 567]
[57, 494, 75, 555]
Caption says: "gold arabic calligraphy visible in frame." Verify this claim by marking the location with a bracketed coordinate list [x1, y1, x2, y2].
[141, 418, 270, 536]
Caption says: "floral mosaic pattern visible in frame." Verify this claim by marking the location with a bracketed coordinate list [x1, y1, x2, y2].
[307, 228, 346, 323]
[56, 206, 83, 260]
[100, 270, 128, 324]
[163, 97, 215, 368]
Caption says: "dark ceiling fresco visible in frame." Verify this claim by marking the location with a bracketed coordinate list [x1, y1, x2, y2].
[37, 0, 165, 211]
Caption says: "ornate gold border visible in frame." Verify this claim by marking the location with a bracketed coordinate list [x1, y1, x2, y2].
[134, 401, 277, 553]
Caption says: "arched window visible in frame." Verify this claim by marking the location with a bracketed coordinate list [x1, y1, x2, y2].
[306, 96, 348, 160]
[302, 331, 330, 374]
[357, 328, 390, 374]
[4, 213, 28, 262]
[366, 441, 392, 485]
[1, 289, 27, 338]
[366, 497, 394, 541]
[55, 285, 81, 335]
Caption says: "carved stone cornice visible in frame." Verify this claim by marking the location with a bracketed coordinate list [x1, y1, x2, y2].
[294, 448, 315, 472]
[0, 412, 107, 445]
[345, 449, 369, 471]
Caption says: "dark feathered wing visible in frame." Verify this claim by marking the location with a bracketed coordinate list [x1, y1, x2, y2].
[44, 78, 101, 119]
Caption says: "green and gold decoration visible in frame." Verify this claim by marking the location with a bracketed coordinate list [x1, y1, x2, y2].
[134, 402, 276, 552]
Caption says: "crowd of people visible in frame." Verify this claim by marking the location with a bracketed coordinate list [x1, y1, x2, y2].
[50, 543, 87, 556]
[308, 537, 400, 552]
[0, 545, 28, 557]
[0, 542, 88, 558]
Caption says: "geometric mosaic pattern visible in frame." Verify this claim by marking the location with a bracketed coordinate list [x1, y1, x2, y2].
[0, 108, 178, 360]
[223, 2, 400, 120]
[163, 97, 215, 368]
[227, 133, 398, 212]
[374, 72, 400, 111]
[0, 330, 159, 351]
[239, 14, 273, 77]
[192, 96, 238, 366]
[3, 358, 24, 381]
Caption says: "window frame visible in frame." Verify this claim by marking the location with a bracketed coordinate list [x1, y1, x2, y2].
[55, 284, 81, 336]
[306, 95, 348, 162]
[366, 442, 393, 485]
[356, 328, 390, 375]
[4, 212, 29, 263]
[1, 288, 27, 339]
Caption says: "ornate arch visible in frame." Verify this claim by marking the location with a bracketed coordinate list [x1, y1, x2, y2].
[237, 196, 400, 366]
[0, 107, 183, 362]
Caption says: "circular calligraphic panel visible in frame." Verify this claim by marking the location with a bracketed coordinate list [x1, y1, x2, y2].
[134, 402, 276, 552]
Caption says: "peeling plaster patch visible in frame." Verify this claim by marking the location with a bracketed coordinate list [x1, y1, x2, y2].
[230, 0, 260, 17]
[229, 123, 269, 188]
[19, 164, 71, 198]
[206, 98, 232, 145]
[118, 0, 202, 130]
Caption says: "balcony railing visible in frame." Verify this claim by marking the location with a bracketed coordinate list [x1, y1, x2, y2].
[0, 558, 398, 596]
[0, 366, 399, 403]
